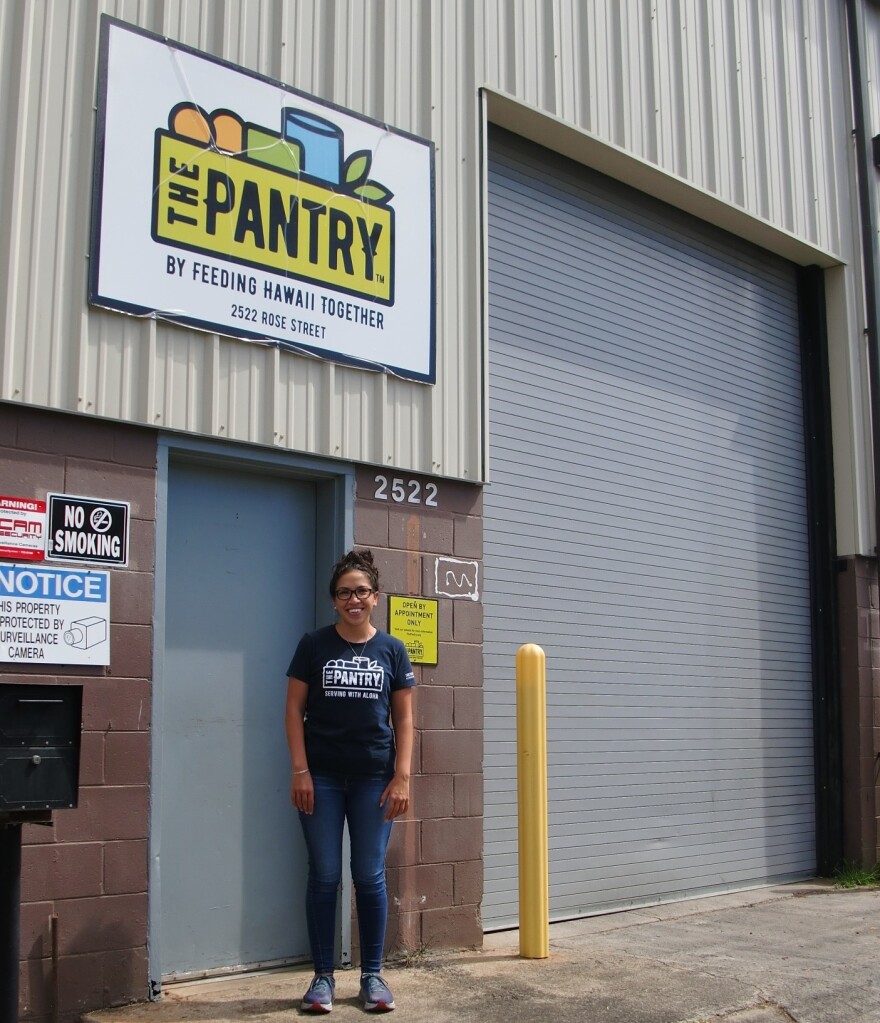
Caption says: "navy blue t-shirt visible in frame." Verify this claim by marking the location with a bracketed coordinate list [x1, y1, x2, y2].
[287, 625, 415, 776]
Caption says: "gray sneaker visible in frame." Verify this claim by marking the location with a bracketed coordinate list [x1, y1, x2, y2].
[302, 974, 335, 1013]
[359, 973, 395, 1012]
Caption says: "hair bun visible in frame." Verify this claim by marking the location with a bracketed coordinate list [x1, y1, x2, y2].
[341, 548, 373, 570]
[329, 548, 380, 596]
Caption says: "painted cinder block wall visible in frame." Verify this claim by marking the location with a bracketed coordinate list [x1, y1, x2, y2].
[1, 403, 157, 1021]
[5, 404, 483, 1019]
[837, 556, 880, 866]
[352, 466, 484, 955]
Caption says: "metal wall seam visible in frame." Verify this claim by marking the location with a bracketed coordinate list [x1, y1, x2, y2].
[450, 0, 483, 480]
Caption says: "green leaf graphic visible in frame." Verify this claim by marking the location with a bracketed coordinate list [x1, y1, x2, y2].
[354, 181, 394, 204]
[344, 151, 371, 185]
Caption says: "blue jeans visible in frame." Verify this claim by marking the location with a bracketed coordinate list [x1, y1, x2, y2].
[298, 772, 394, 974]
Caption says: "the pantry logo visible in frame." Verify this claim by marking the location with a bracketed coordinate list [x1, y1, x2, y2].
[153, 103, 395, 303]
[90, 17, 436, 383]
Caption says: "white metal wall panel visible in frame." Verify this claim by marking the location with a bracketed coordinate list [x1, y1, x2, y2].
[0, 0, 865, 490]
[483, 131, 816, 927]
[478, 0, 855, 253]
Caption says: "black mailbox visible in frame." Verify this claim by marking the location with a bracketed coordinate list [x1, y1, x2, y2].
[1, 683, 83, 1023]
[0, 683, 83, 813]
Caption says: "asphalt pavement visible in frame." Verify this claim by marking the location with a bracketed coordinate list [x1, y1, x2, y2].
[83, 881, 880, 1023]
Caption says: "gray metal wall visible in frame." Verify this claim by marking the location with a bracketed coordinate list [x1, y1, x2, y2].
[0, 1, 872, 542]
[483, 131, 815, 926]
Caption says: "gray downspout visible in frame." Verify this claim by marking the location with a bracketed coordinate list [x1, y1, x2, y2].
[845, 0, 880, 555]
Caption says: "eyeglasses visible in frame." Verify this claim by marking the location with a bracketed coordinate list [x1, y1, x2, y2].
[334, 586, 375, 601]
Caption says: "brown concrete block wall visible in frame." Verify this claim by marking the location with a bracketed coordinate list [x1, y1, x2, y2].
[353, 466, 483, 959]
[1, 404, 157, 1022]
[837, 555, 880, 866]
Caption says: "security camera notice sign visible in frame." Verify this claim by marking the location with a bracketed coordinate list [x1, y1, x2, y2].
[0, 563, 111, 665]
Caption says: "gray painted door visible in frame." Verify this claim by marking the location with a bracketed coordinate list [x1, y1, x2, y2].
[483, 130, 815, 928]
[159, 460, 315, 977]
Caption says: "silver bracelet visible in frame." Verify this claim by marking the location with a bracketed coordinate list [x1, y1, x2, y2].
[293, 768, 311, 776]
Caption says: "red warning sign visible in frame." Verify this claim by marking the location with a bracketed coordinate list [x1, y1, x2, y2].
[0, 496, 46, 562]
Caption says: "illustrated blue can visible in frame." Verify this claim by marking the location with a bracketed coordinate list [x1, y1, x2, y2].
[282, 108, 344, 184]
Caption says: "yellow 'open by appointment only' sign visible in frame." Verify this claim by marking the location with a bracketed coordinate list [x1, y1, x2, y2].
[388, 595, 438, 666]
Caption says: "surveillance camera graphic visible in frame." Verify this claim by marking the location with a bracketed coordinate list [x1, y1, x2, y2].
[63, 616, 107, 650]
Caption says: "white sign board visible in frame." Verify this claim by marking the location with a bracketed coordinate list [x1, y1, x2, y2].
[90, 17, 436, 383]
[0, 563, 111, 665]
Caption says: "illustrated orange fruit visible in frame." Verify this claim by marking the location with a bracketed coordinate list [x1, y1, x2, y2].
[172, 105, 212, 144]
[212, 112, 244, 153]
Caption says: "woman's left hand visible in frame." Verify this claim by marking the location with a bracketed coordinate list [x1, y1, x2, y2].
[380, 773, 410, 821]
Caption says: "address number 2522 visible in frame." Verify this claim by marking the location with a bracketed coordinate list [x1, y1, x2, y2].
[373, 475, 438, 507]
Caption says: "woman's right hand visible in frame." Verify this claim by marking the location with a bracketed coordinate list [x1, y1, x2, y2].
[286, 677, 313, 814]
[291, 771, 314, 815]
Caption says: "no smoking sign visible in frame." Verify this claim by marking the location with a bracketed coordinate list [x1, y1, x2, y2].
[46, 493, 130, 567]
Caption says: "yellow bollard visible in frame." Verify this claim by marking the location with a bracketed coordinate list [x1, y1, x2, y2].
[516, 643, 549, 958]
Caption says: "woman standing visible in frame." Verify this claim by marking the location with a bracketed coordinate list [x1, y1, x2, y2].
[286, 549, 415, 1013]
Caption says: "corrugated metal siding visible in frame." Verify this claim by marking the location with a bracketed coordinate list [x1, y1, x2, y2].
[0, 0, 863, 483]
[484, 131, 815, 926]
[478, 0, 855, 253]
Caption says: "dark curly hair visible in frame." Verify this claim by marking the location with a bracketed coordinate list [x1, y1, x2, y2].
[328, 548, 380, 598]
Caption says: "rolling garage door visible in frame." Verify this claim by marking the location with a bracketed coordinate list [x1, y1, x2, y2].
[483, 129, 815, 928]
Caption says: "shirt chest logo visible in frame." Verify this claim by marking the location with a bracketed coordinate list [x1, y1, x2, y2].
[323, 655, 384, 697]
